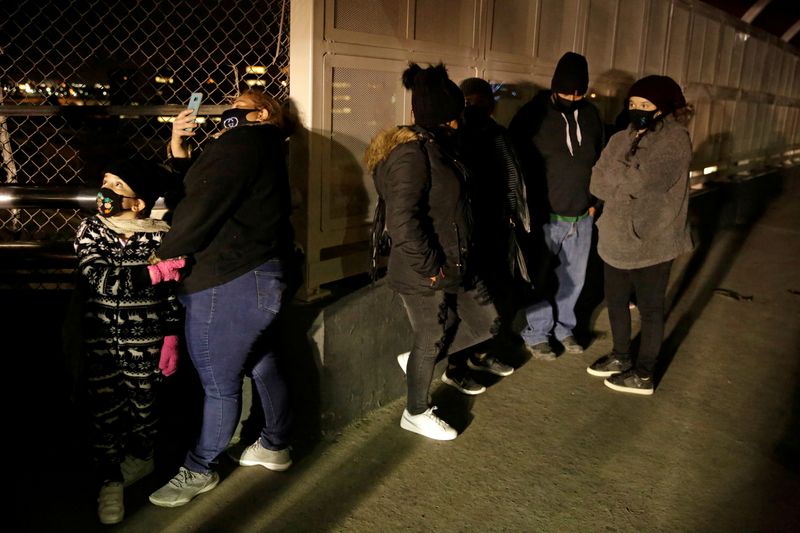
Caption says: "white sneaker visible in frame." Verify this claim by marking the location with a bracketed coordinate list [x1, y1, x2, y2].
[400, 407, 457, 440]
[239, 440, 292, 471]
[97, 482, 124, 525]
[397, 351, 410, 374]
[121, 455, 154, 487]
[148, 467, 220, 508]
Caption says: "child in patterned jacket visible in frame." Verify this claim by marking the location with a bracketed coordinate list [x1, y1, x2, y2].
[74, 158, 185, 525]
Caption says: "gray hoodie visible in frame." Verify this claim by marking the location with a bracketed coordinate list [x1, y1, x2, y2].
[590, 116, 693, 269]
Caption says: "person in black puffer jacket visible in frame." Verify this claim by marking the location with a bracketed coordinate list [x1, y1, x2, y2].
[365, 63, 502, 441]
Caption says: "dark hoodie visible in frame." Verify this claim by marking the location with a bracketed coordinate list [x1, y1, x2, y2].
[509, 91, 604, 219]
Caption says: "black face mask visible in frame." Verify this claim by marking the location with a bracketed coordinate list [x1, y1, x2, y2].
[220, 108, 257, 130]
[629, 109, 659, 130]
[462, 105, 491, 128]
[97, 187, 135, 217]
[554, 95, 579, 112]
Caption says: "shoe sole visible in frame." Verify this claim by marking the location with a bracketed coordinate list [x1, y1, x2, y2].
[440, 373, 486, 395]
[603, 379, 654, 396]
[240, 458, 292, 471]
[586, 366, 624, 377]
[400, 416, 457, 441]
[148, 474, 220, 508]
[466, 359, 514, 377]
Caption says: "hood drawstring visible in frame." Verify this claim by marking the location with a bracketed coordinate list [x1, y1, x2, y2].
[560, 108, 582, 156]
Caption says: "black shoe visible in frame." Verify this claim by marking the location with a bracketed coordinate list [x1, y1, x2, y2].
[604, 369, 654, 396]
[526, 342, 557, 361]
[467, 353, 515, 377]
[560, 336, 583, 354]
[586, 353, 632, 377]
[441, 369, 486, 395]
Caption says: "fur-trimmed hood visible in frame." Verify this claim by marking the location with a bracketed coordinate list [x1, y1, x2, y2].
[364, 126, 420, 173]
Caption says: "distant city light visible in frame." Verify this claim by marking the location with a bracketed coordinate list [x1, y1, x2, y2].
[246, 66, 266, 74]
[245, 79, 266, 86]
[703, 165, 718, 175]
[155, 76, 174, 84]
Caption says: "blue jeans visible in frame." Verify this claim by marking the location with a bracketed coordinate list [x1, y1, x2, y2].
[521, 216, 593, 345]
[179, 260, 291, 473]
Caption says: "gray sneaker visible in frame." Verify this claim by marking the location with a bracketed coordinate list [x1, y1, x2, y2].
[526, 342, 557, 361]
[239, 440, 292, 471]
[148, 467, 220, 508]
[560, 336, 584, 354]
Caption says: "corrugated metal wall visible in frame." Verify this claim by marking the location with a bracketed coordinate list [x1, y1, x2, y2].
[290, 0, 800, 298]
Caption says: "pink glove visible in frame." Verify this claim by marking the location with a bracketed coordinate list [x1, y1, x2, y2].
[159, 335, 179, 376]
[148, 258, 186, 284]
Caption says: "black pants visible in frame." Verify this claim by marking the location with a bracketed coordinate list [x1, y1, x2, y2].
[604, 260, 672, 377]
[400, 286, 499, 415]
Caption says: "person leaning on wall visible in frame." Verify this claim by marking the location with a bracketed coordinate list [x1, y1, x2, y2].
[364, 63, 504, 441]
[586, 75, 694, 396]
[508, 51, 605, 360]
[147, 88, 301, 507]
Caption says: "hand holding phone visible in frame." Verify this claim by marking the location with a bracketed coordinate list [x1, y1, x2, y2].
[184, 92, 203, 131]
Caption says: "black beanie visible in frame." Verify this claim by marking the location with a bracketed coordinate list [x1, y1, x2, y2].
[551, 52, 589, 95]
[402, 63, 464, 127]
[459, 77, 495, 111]
[104, 158, 162, 211]
[628, 75, 686, 114]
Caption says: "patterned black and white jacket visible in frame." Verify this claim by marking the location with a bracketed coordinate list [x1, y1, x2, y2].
[74, 215, 182, 374]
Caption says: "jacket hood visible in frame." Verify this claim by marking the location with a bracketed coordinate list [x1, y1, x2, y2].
[364, 126, 420, 173]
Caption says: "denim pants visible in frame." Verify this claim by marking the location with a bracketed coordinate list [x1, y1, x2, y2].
[179, 260, 291, 473]
[604, 260, 672, 378]
[521, 216, 592, 345]
[400, 285, 499, 415]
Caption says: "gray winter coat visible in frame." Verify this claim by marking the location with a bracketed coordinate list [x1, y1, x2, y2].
[590, 116, 693, 269]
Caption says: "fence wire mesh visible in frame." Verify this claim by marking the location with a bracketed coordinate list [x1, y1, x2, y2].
[0, 0, 290, 288]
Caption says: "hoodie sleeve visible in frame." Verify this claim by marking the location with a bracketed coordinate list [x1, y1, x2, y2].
[382, 143, 441, 278]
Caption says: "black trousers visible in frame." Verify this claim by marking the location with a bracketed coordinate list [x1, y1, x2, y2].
[604, 260, 672, 377]
[400, 285, 499, 414]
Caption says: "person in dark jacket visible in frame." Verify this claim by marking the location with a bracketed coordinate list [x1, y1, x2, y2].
[586, 75, 693, 395]
[458, 76, 530, 366]
[509, 51, 604, 359]
[149, 89, 298, 507]
[74, 158, 183, 525]
[365, 63, 501, 441]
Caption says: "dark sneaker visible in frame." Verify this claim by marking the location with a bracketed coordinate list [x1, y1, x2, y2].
[441, 370, 486, 395]
[586, 353, 632, 377]
[560, 336, 583, 354]
[148, 467, 220, 508]
[526, 342, 557, 361]
[468, 353, 514, 376]
[604, 369, 654, 396]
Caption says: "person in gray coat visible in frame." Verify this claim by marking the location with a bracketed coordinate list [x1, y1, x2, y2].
[586, 75, 694, 395]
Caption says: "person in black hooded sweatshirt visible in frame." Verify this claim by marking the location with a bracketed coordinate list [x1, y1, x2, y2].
[509, 51, 604, 360]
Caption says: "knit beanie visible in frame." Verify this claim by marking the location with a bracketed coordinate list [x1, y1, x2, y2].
[459, 77, 495, 112]
[551, 52, 589, 95]
[104, 158, 162, 210]
[402, 63, 464, 127]
[628, 75, 686, 114]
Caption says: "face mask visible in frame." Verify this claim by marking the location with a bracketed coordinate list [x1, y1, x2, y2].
[97, 187, 135, 217]
[554, 95, 579, 112]
[220, 108, 257, 130]
[462, 105, 490, 127]
[629, 109, 659, 130]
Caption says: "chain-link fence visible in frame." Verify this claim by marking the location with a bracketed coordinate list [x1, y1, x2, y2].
[0, 0, 289, 287]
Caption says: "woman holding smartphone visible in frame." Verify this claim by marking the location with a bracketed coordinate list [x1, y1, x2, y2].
[148, 89, 299, 507]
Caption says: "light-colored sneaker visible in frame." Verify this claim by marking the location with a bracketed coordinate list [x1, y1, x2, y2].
[239, 440, 292, 471]
[397, 351, 410, 374]
[400, 407, 457, 440]
[121, 455, 154, 487]
[97, 482, 124, 525]
[148, 467, 220, 508]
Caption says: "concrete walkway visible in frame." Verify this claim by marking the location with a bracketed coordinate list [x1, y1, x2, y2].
[15, 169, 800, 532]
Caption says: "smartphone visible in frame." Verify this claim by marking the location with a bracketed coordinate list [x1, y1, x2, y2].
[185, 92, 203, 130]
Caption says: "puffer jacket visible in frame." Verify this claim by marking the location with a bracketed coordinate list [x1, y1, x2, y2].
[365, 125, 471, 295]
[590, 116, 693, 269]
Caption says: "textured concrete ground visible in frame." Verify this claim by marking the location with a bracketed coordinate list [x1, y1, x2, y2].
[12, 170, 800, 532]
